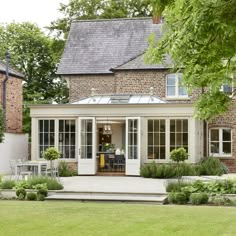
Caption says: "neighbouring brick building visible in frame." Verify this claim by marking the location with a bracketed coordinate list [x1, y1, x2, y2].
[30, 18, 236, 175]
[0, 61, 23, 133]
[0, 61, 28, 174]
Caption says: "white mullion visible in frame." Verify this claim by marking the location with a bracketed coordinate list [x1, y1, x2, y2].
[176, 74, 178, 97]
[219, 129, 223, 156]
[166, 119, 170, 160]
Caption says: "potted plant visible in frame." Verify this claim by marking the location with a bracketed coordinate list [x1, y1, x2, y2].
[43, 147, 61, 178]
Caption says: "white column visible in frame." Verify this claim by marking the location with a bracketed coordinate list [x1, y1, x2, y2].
[31, 118, 38, 161]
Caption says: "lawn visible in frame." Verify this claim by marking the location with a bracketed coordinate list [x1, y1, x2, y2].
[0, 201, 235, 236]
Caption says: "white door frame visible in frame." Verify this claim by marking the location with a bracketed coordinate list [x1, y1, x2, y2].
[78, 117, 96, 175]
[125, 117, 141, 176]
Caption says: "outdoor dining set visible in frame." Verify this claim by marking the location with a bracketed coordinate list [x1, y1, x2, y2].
[9, 159, 59, 179]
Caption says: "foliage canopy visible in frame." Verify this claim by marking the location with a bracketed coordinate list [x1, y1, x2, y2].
[145, 0, 236, 120]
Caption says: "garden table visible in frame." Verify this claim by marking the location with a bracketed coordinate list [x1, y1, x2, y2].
[15, 161, 48, 176]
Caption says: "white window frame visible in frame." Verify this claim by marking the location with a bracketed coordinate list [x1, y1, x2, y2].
[209, 128, 232, 157]
[37, 118, 77, 161]
[220, 81, 234, 97]
[38, 119, 55, 159]
[166, 73, 188, 98]
[147, 119, 166, 160]
[58, 119, 76, 159]
[146, 118, 190, 162]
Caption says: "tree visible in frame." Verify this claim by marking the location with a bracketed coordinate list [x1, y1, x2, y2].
[145, 0, 236, 120]
[49, 0, 152, 38]
[0, 22, 69, 133]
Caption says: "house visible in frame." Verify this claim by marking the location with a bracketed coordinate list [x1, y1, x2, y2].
[29, 17, 236, 175]
[0, 61, 28, 174]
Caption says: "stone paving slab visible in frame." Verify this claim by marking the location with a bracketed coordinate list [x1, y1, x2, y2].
[46, 193, 166, 204]
[60, 176, 167, 194]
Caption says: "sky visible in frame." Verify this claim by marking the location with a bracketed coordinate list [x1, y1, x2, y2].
[0, 0, 69, 29]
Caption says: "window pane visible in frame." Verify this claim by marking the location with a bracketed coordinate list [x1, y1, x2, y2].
[223, 129, 231, 141]
[44, 133, 48, 145]
[223, 142, 231, 154]
[160, 147, 165, 159]
[160, 120, 165, 132]
[154, 120, 159, 132]
[153, 133, 159, 145]
[87, 133, 92, 145]
[65, 120, 70, 132]
[179, 86, 187, 96]
[87, 120, 92, 133]
[148, 120, 153, 131]
[148, 133, 153, 146]
[170, 133, 175, 145]
[50, 120, 54, 132]
[71, 120, 76, 132]
[39, 120, 43, 132]
[167, 75, 175, 85]
[176, 120, 182, 132]
[44, 120, 49, 132]
[210, 142, 219, 154]
[183, 120, 188, 132]
[86, 146, 92, 159]
[59, 120, 64, 132]
[148, 147, 154, 159]
[183, 133, 188, 145]
[222, 84, 233, 94]
[211, 129, 219, 141]
[71, 146, 75, 159]
[160, 133, 165, 145]
[167, 86, 175, 96]
[170, 120, 175, 132]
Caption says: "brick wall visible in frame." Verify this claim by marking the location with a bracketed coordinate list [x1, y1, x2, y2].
[208, 99, 236, 172]
[69, 74, 115, 102]
[68, 70, 202, 103]
[0, 73, 23, 133]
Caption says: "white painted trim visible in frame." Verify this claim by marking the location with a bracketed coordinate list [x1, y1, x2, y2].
[78, 117, 96, 175]
[125, 117, 141, 176]
[209, 127, 232, 157]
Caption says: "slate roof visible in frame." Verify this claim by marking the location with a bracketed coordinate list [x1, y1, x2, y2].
[112, 53, 172, 70]
[57, 17, 168, 75]
[0, 61, 24, 78]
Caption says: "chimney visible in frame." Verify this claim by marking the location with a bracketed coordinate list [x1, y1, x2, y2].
[152, 16, 163, 24]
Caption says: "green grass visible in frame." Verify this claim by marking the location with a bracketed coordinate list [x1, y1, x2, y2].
[0, 201, 236, 236]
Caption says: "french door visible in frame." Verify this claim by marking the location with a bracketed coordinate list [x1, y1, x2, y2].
[78, 117, 96, 175]
[125, 117, 141, 175]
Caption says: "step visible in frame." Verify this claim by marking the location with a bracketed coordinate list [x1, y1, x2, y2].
[46, 192, 167, 204]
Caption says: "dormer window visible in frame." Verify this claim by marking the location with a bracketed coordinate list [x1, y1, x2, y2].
[166, 73, 188, 98]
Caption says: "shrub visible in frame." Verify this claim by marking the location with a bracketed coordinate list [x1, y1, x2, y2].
[37, 193, 45, 201]
[0, 180, 15, 189]
[26, 176, 63, 190]
[43, 147, 61, 161]
[198, 157, 226, 176]
[18, 193, 26, 200]
[140, 163, 153, 178]
[168, 192, 188, 204]
[33, 183, 48, 197]
[209, 194, 232, 206]
[141, 162, 197, 179]
[190, 193, 209, 205]
[170, 148, 188, 163]
[166, 181, 191, 192]
[15, 181, 29, 189]
[58, 161, 77, 177]
[26, 192, 37, 201]
[16, 188, 27, 199]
